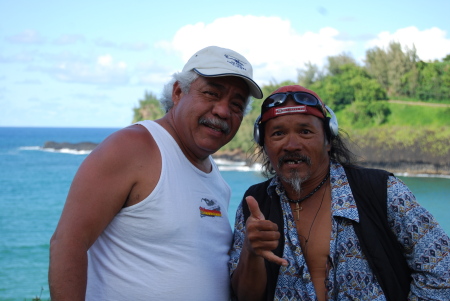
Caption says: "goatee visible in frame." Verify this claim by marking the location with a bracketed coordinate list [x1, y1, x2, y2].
[277, 152, 311, 194]
[280, 169, 310, 195]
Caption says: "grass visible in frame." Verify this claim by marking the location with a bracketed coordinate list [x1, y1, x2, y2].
[385, 102, 450, 126]
[390, 96, 450, 104]
[335, 100, 450, 158]
[336, 100, 450, 128]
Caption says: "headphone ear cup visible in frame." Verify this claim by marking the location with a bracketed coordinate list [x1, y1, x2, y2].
[253, 115, 263, 145]
[325, 105, 339, 137]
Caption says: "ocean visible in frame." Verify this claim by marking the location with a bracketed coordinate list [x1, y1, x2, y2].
[0, 127, 449, 301]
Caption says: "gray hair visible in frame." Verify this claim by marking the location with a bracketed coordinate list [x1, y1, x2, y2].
[160, 71, 199, 113]
[160, 70, 253, 115]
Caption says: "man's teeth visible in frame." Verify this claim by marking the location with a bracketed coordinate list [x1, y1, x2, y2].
[207, 124, 222, 132]
[286, 160, 302, 164]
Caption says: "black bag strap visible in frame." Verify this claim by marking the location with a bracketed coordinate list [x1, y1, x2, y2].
[344, 165, 411, 301]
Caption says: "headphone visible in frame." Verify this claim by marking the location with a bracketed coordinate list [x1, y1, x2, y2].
[253, 105, 339, 146]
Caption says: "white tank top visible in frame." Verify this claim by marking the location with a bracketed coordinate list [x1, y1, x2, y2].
[86, 120, 232, 301]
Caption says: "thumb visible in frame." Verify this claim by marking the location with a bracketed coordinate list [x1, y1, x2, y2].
[246, 196, 265, 221]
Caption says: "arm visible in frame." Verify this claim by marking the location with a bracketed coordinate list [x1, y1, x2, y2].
[387, 177, 450, 300]
[230, 196, 288, 301]
[48, 125, 160, 300]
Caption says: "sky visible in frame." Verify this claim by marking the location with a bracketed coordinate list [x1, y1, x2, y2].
[1, 0, 449, 128]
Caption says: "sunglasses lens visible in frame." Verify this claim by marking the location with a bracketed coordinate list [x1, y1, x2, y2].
[292, 93, 318, 106]
[263, 94, 287, 108]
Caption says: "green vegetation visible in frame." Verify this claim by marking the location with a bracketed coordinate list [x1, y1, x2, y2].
[132, 91, 165, 123]
[132, 42, 450, 159]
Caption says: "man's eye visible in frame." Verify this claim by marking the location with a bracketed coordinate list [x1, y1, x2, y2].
[232, 102, 244, 111]
[203, 91, 218, 97]
[272, 131, 283, 137]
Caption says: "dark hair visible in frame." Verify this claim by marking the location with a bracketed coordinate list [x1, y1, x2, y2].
[252, 119, 357, 178]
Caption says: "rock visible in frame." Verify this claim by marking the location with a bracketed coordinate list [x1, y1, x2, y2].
[43, 141, 98, 151]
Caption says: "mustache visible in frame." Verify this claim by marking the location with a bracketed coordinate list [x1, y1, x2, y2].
[277, 152, 311, 168]
[199, 117, 230, 135]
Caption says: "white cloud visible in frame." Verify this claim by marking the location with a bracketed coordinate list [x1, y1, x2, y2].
[6, 30, 46, 44]
[95, 38, 149, 51]
[366, 26, 450, 62]
[0, 51, 36, 63]
[161, 16, 450, 85]
[53, 34, 86, 45]
[97, 54, 113, 66]
[51, 54, 129, 85]
[163, 15, 355, 84]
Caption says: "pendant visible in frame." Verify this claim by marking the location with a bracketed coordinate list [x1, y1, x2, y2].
[293, 202, 302, 221]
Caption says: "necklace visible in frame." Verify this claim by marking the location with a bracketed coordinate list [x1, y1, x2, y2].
[301, 185, 327, 257]
[288, 172, 329, 221]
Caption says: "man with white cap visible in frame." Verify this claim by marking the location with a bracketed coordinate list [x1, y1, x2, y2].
[49, 46, 262, 301]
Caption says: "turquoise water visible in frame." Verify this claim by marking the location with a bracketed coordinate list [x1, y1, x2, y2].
[0, 127, 449, 301]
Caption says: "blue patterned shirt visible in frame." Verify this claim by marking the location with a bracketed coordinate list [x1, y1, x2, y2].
[229, 162, 450, 300]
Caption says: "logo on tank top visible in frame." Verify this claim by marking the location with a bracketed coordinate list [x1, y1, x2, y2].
[199, 198, 222, 217]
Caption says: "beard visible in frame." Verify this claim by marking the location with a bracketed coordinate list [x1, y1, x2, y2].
[279, 169, 311, 194]
[277, 153, 312, 194]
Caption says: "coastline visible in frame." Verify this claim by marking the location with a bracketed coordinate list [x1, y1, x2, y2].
[40, 141, 450, 177]
[212, 150, 450, 178]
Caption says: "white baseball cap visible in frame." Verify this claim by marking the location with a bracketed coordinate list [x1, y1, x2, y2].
[182, 46, 263, 99]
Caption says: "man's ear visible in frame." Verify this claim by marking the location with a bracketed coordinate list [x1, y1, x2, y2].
[172, 81, 183, 105]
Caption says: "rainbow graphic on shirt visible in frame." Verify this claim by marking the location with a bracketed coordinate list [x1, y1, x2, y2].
[199, 198, 222, 217]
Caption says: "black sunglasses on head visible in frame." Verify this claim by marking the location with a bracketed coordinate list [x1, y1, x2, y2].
[262, 92, 326, 116]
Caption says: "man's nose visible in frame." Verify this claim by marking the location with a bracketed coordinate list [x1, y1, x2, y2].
[283, 133, 302, 151]
[211, 99, 231, 119]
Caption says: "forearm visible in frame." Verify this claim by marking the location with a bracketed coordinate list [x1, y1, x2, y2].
[231, 247, 268, 301]
[49, 237, 88, 301]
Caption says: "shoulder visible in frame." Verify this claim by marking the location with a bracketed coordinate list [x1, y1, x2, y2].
[80, 124, 161, 180]
[245, 178, 272, 196]
[342, 164, 394, 189]
[343, 164, 393, 177]
[96, 124, 157, 156]
[106, 123, 154, 146]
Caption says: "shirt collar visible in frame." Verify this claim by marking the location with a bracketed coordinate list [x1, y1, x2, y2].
[267, 161, 360, 222]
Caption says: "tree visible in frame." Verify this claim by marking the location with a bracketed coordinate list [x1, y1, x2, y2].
[326, 52, 357, 76]
[415, 59, 450, 101]
[344, 101, 391, 127]
[365, 42, 418, 97]
[310, 62, 386, 111]
[297, 62, 322, 87]
[132, 91, 164, 123]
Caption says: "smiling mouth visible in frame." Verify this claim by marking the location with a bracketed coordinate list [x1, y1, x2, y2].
[279, 154, 311, 168]
[199, 118, 230, 135]
[204, 123, 224, 133]
[285, 159, 306, 165]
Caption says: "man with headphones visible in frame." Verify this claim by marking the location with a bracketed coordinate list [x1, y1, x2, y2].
[228, 85, 450, 301]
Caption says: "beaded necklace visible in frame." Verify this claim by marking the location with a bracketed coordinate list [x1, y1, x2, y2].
[288, 172, 329, 221]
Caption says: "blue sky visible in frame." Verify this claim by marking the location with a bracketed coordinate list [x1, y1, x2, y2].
[1, 0, 449, 128]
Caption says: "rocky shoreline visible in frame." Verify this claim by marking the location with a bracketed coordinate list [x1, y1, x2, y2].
[212, 148, 450, 176]
[43, 141, 450, 176]
[213, 152, 450, 176]
[43, 141, 98, 151]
